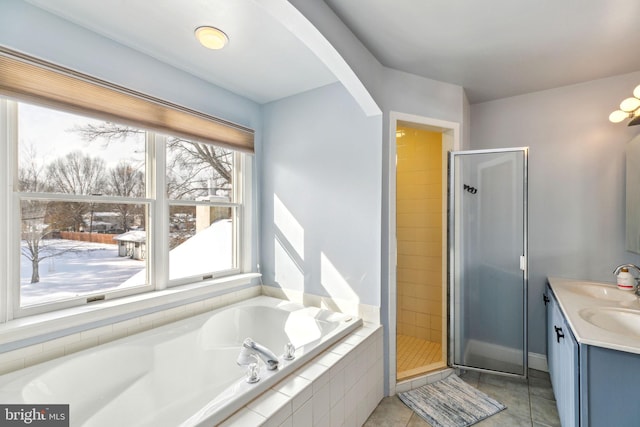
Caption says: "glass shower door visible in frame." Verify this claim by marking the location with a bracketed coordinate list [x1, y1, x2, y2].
[448, 148, 528, 377]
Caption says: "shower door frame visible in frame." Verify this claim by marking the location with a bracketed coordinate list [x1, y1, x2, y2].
[447, 147, 529, 378]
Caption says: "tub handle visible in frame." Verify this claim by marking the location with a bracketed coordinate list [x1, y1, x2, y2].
[283, 342, 296, 361]
[245, 358, 260, 384]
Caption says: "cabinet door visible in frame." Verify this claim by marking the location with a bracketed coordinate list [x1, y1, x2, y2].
[546, 291, 556, 382]
[547, 290, 579, 426]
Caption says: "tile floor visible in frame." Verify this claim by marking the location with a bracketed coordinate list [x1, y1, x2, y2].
[364, 369, 561, 427]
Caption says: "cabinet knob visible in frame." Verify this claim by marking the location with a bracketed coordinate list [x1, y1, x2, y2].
[543, 295, 550, 306]
[554, 326, 565, 343]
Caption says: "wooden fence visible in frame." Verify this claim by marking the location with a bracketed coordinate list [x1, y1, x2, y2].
[60, 231, 118, 245]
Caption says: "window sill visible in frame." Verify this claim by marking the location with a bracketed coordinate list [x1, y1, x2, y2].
[0, 273, 261, 354]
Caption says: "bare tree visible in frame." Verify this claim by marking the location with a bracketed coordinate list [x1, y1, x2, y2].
[71, 122, 233, 249]
[72, 122, 138, 144]
[108, 161, 145, 231]
[18, 143, 50, 193]
[72, 122, 232, 199]
[20, 196, 48, 284]
[20, 200, 81, 283]
[18, 148, 80, 283]
[166, 138, 232, 199]
[108, 161, 144, 197]
[47, 150, 107, 195]
[46, 151, 107, 231]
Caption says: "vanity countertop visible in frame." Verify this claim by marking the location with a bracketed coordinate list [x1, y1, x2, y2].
[548, 276, 640, 355]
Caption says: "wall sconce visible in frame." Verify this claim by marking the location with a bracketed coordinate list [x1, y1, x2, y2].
[610, 85, 640, 126]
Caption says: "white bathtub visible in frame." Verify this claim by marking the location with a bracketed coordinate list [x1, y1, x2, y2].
[0, 296, 362, 426]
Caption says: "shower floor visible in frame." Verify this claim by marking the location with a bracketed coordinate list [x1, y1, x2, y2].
[396, 334, 445, 381]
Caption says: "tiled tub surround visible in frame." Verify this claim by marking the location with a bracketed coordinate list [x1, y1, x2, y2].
[0, 293, 382, 426]
[220, 324, 383, 426]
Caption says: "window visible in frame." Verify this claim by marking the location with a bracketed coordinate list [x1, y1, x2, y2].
[0, 49, 254, 321]
[15, 103, 150, 311]
[4, 98, 248, 316]
[166, 138, 240, 281]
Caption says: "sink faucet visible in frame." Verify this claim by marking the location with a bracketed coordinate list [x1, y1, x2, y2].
[237, 338, 279, 370]
[613, 264, 640, 295]
[613, 264, 640, 275]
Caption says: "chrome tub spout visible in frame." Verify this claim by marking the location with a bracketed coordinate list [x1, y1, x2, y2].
[237, 338, 279, 370]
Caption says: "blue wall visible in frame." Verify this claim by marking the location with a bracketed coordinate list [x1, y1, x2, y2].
[471, 72, 640, 354]
[260, 82, 382, 306]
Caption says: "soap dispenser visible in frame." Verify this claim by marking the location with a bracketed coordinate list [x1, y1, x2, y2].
[617, 267, 635, 291]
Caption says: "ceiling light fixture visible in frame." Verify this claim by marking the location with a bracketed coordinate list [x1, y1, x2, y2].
[609, 84, 640, 126]
[195, 26, 228, 50]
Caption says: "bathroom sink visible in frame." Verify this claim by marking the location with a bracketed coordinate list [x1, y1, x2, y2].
[564, 283, 638, 302]
[578, 307, 640, 338]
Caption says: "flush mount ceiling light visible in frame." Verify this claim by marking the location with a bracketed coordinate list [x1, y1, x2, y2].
[195, 26, 228, 50]
[609, 84, 640, 126]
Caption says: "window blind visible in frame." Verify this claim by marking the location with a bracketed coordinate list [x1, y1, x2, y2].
[0, 47, 254, 153]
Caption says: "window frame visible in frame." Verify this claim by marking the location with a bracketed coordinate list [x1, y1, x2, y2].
[2, 98, 253, 321]
[163, 135, 245, 287]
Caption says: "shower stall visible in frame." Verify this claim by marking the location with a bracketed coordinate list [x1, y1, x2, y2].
[395, 125, 448, 380]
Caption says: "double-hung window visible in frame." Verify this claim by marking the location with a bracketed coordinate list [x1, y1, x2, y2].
[14, 102, 151, 312]
[0, 49, 254, 319]
[166, 138, 241, 284]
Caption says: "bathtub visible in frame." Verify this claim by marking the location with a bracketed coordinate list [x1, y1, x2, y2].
[0, 296, 362, 426]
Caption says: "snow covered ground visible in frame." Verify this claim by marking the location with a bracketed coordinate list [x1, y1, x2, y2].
[20, 240, 145, 306]
[20, 220, 232, 307]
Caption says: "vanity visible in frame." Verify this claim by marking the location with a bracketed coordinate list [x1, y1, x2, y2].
[546, 277, 640, 427]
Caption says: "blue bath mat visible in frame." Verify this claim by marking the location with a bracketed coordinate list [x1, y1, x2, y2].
[398, 374, 506, 427]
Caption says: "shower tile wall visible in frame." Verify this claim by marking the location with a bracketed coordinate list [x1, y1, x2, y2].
[396, 127, 443, 343]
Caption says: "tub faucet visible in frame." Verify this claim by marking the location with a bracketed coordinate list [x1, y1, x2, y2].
[237, 338, 279, 370]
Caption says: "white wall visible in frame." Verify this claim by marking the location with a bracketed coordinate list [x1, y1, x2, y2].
[471, 71, 640, 354]
[260, 82, 382, 307]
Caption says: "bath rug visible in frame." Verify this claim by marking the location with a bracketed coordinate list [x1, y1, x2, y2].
[398, 374, 506, 427]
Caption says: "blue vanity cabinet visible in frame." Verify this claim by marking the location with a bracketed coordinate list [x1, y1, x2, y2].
[582, 344, 640, 426]
[547, 282, 640, 426]
[546, 287, 579, 427]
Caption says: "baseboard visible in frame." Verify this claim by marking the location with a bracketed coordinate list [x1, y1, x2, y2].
[528, 351, 548, 372]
